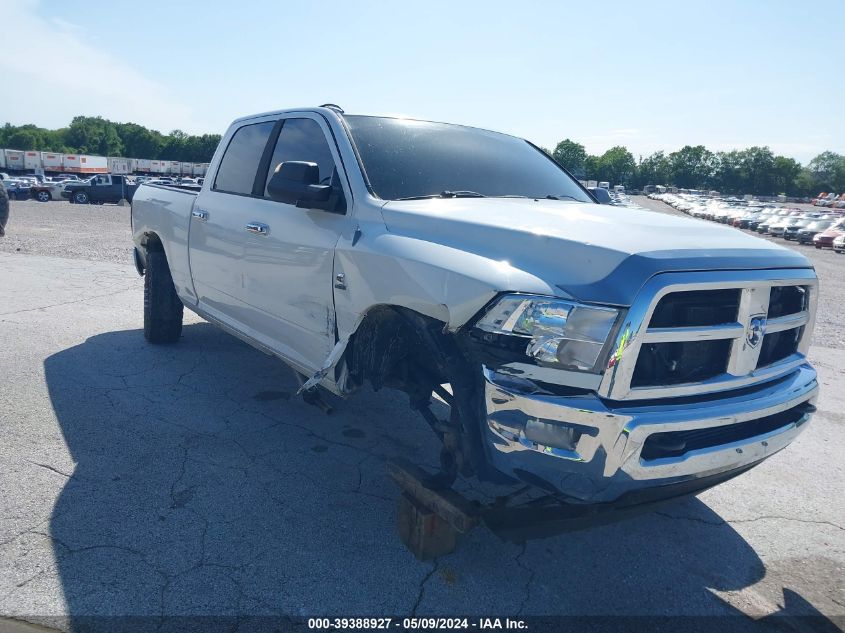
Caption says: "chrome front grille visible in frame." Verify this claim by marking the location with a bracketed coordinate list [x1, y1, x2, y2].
[598, 269, 817, 400]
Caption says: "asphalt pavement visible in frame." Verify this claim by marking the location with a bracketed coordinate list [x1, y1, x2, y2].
[0, 199, 842, 632]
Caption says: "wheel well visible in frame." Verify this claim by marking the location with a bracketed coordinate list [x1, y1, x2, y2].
[134, 232, 165, 275]
[342, 305, 493, 479]
[344, 305, 449, 401]
[141, 232, 165, 252]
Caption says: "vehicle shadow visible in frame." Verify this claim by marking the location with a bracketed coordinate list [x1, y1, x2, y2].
[42, 323, 840, 633]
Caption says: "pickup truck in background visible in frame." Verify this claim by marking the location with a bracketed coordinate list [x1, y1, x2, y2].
[131, 106, 819, 549]
[63, 174, 138, 204]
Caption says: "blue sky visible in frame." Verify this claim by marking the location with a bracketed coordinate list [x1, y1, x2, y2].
[1, 0, 842, 162]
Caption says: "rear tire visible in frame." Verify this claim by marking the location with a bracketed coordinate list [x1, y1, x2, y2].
[36, 190, 51, 202]
[143, 250, 183, 344]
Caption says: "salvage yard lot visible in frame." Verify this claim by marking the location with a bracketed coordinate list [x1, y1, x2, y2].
[0, 198, 843, 631]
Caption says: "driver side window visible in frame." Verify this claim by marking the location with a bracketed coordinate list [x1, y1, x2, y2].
[264, 118, 337, 198]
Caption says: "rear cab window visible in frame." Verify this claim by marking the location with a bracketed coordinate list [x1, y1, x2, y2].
[213, 121, 276, 195]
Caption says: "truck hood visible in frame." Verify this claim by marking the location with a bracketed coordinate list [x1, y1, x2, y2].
[380, 198, 812, 306]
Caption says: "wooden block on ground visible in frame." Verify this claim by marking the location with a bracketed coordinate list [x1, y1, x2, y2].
[388, 458, 478, 534]
[397, 492, 458, 561]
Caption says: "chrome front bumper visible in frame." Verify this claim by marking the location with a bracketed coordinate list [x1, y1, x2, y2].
[482, 364, 818, 502]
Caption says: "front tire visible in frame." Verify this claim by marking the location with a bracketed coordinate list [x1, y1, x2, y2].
[73, 191, 89, 204]
[143, 251, 183, 343]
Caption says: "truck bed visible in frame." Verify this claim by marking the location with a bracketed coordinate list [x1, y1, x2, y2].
[131, 183, 198, 301]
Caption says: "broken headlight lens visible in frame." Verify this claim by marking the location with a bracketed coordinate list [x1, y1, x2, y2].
[475, 295, 619, 372]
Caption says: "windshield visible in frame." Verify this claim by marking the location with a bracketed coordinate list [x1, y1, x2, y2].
[806, 221, 832, 231]
[344, 115, 592, 202]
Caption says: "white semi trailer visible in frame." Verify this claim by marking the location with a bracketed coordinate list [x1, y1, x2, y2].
[4, 150, 24, 171]
[108, 157, 132, 175]
[42, 152, 63, 171]
[62, 154, 108, 174]
[24, 151, 42, 171]
[0, 148, 211, 177]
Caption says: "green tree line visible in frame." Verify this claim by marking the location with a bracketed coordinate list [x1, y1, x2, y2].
[3, 117, 842, 194]
[0, 116, 221, 163]
[545, 139, 845, 197]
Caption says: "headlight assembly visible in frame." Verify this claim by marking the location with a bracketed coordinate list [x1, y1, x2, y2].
[475, 295, 619, 373]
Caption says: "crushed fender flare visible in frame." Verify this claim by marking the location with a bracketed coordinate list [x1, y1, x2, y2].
[297, 335, 352, 394]
[297, 311, 369, 394]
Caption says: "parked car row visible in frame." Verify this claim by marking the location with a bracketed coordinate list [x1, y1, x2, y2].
[648, 192, 845, 253]
[135, 176, 203, 187]
[0, 173, 94, 202]
[813, 192, 845, 208]
[0, 173, 203, 203]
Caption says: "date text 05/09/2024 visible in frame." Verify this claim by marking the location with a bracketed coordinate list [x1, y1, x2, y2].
[307, 617, 528, 630]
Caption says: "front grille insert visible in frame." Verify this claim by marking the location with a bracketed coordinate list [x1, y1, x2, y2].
[640, 401, 811, 461]
[768, 286, 808, 319]
[631, 340, 731, 387]
[650, 289, 741, 328]
[757, 327, 803, 368]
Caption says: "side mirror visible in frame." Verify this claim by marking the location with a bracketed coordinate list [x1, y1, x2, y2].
[267, 161, 331, 206]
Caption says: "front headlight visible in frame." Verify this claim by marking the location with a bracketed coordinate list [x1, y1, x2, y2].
[475, 295, 619, 373]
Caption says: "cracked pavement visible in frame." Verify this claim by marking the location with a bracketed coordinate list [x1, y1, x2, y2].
[0, 200, 843, 631]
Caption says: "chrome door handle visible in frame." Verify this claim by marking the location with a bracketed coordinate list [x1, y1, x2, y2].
[191, 209, 208, 221]
[245, 222, 269, 235]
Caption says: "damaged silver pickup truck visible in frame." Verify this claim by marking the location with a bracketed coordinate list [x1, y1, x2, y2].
[131, 105, 818, 549]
